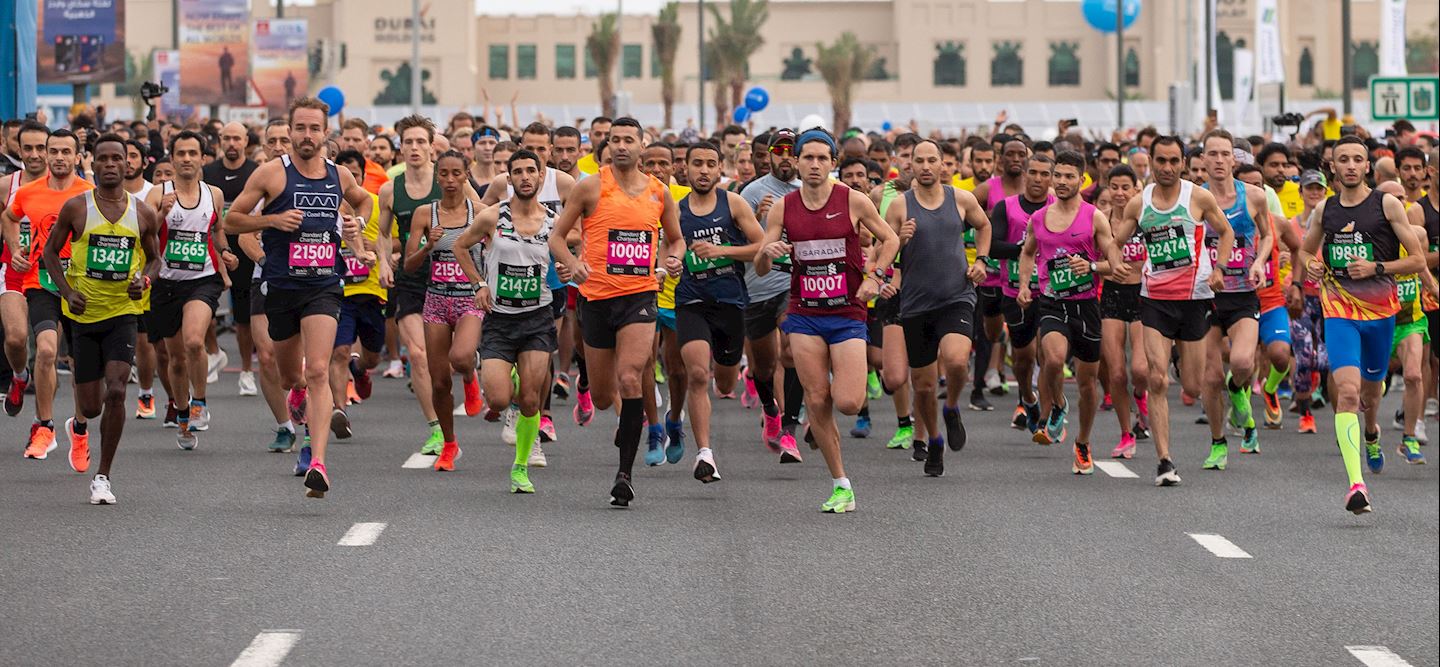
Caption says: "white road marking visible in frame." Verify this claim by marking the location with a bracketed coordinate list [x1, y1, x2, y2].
[337, 522, 387, 546]
[1187, 533, 1253, 559]
[230, 630, 301, 667]
[1094, 461, 1138, 478]
[402, 453, 436, 469]
[1346, 646, 1415, 667]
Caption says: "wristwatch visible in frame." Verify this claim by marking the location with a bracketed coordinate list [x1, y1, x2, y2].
[1088, 261, 1098, 273]
[473, 280, 489, 291]
[1375, 261, 1386, 276]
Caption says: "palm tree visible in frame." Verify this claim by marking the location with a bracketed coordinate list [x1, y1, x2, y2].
[652, 2, 683, 128]
[706, 0, 769, 126]
[815, 32, 875, 132]
[587, 13, 621, 117]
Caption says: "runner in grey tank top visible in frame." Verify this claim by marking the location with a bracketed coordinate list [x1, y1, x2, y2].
[897, 186, 977, 317]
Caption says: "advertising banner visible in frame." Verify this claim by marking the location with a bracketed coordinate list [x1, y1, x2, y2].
[252, 18, 308, 116]
[153, 50, 193, 120]
[179, 0, 250, 106]
[36, 0, 126, 84]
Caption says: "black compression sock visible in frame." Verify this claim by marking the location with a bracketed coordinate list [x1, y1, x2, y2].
[577, 355, 589, 390]
[72, 420, 87, 435]
[616, 398, 645, 477]
[782, 367, 803, 427]
[858, 404, 869, 419]
[754, 377, 779, 417]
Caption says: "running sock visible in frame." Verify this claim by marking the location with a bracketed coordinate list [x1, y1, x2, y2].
[833, 476, 852, 490]
[782, 367, 803, 427]
[1264, 363, 1290, 394]
[427, 419, 440, 432]
[15, 369, 29, 382]
[72, 420, 87, 435]
[1227, 376, 1245, 395]
[898, 415, 912, 428]
[576, 355, 589, 391]
[616, 398, 645, 477]
[39, 419, 52, 429]
[754, 377, 779, 417]
[139, 389, 153, 399]
[192, 398, 206, 407]
[279, 420, 295, 433]
[1335, 412, 1364, 486]
[513, 412, 540, 466]
[858, 404, 869, 419]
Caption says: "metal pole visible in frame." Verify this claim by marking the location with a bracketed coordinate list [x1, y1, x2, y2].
[410, 0, 420, 113]
[277, 0, 284, 19]
[1341, 0, 1353, 115]
[1204, 0, 1213, 113]
[616, 0, 624, 102]
[698, 0, 705, 133]
[1116, 2, 1124, 131]
[172, 0, 179, 50]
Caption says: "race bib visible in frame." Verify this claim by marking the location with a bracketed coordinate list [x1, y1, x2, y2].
[37, 258, 70, 293]
[1121, 233, 1147, 263]
[85, 234, 135, 281]
[1004, 259, 1039, 291]
[772, 253, 793, 274]
[1397, 276, 1420, 304]
[164, 229, 209, 271]
[683, 244, 736, 279]
[340, 245, 370, 285]
[1144, 225, 1193, 272]
[606, 229, 653, 276]
[1325, 240, 1373, 278]
[1206, 236, 1253, 290]
[287, 231, 336, 278]
[798, 263, 848, 309]
[430, 258, 466, 284]
[1045, 255, 1093, 299]
[17, 219, 30, 250]
[496, 262, 543, 308]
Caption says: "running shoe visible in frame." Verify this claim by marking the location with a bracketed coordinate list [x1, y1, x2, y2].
[484, 406, 503, 422]
[664, 419, 685, 464]
[886, 424, 914, 450]
[434, 441, 460, 471]
[866, 370, 882, 400]
[293, 441, 312, 476]
[1024, 401, 1042, 435]
[24, 423, 56, 460]
[4, 374, 28, 416]
[1203, 441, 1228, 470]
[778, 433, 803, 463]
[238, 370, 259, 397]
[331, 408, 352, 440]
[206, 350, 228, 384]
[501, 407, 518, 445]
[1072, 441, 1094, 475]
[1366, 431, 1384, 474]
[1428, 398, 1439, 418]
[644, 425, 666, 466]
[552, 373, 571, 400]
[1239, 427, 1260, 454]
[346, 379, 361, 406]
[510, 464, 535, 493]
[609, 473, 635, 507]
[538, 415, 558, 443]
[268, 427, 296, 453]
[1396, 436, 1425, 464]
[162, 401, 179, 428]
[65, 418, 89, 473]
[911, 439, 928, 462]
[821, 485, 856, 513]
[1131, 420, 1151, 441]
[924, 438, 944, 477]
[653, 360, 666, 385]
[1298, 413, 1318, 434]
[850, 415, 871, 438]
[1262, 389, 1283, 429]
[1111, 433, 1136, 459]
[1226, 372, 1253, 430]
[304, 462, 330, 498]
[1100, 393, 1113, 411]
[135, 394, 156, 420]
[1391, 408, 1406, 431]
[1154, 458, 1182, 486]
[943, 405, 966, 451]
[462, 372, 484, 417]
[715, 385, 737, 400]
[985, 368, 1008, 396]
[89, 474, 116, 505]
[741, 373, 760, 409]
[348, 362, 371, 402]
[382, 359, 405, 378]
[1181, 390, 1196, 407]
[1344, 482, 1372, 514]
[763, 413, 783, 452]
[287, 387, 307, 426]
[420, 427, 443, 456]
[529, 443, 547, 468]
[1034, 408, 1064, 445]
[1135, 392, 1150, 433]
[1011, 404, 1027, 430]
[573, 389, 594, 426]
[968, 388, 994, 411]
[189, 403, 210, 432]
[177, 425, 198, 451]
[693, 447, 721, 483]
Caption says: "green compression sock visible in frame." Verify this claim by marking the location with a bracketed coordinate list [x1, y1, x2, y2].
[513, 412, 540, 466]
[1335, 412, 1364, 486]
[1264, 363, 1290, 394]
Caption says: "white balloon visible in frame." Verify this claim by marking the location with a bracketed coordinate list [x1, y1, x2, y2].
[798, 114, 828, 132]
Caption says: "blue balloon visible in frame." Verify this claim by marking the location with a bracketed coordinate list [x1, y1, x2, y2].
[881, 120, 893, 132]
[743, 87, 769, 113]
[1082, 0, 1140, 33]
[316, 86, 346, 116]
[733, 106, 751, 123]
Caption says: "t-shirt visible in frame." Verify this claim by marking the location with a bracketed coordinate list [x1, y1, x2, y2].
[577, 152, 600, 176]
[8, 175, 96, 292]
[202, 160, 257, 216]
[1276, 180, 1304, 221]
[739, 174, 801, 302]
[362, 160, 390, 195]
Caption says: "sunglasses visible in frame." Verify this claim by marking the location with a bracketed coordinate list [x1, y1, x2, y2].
[769, 141, 795, 157]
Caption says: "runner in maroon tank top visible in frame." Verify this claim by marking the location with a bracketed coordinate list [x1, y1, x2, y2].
[754, 128, 898, 514]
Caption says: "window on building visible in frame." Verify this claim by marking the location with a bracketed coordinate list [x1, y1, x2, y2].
[1124, 47, 1140, 87]
[991, 41, 1023, 87]
[517, 44, 537, 80]
[1048, 41, 1080, 86]
[1298, 47, 1313, 86]
[1352, 41, 1378, 89]
[489, 44, 509, 80]
[585, 49, 598, 79]
[934, 42, 966, 86]
[1216, 32, 1233, 100]
[556, 44, 576, 79]
[623, 44, 643, 79]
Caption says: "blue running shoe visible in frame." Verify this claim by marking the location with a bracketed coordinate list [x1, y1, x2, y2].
[850, 415, 872, 438]
[1045, 402, 1068, 444]
[644, 424, 666, 467]
[293, 440, 312, 476]
[1397, 437, 1426, 465]
[664, 418, 685, 464]
[1024, 401, 1042, 434]
[1365, 431, 1384, 474]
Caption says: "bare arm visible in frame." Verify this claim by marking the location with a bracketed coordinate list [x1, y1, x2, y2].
[1293, 200, 1327, 286]
[402, 203, 434, 274]
[42, 197, 86, 308]
[753, 197, 789, 276]
[2, 202, 26, 271]
[550, 176, 598, 283]
[455, 205, 497, 311]
[1090, 208, 1124, 277]
[1192, 188, 1233, 293]
[224, 161, 296, 234]
[852, 189, 898, 273]
[1246, 184, 1274, 283]
[480, 173, 509, 207]
[657, 189, 686, 275]
[135, 200, 162, 296]
[1384, 194, 1429, 276]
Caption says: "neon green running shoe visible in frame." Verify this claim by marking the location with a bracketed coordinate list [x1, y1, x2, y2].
[1203, 441, 1228, 470]
[420, 427, 444, 456]
[654, 360, 666, 385]
[886, 425, 914, 449]
[821, 485, 856, 513]
[1226, 372, 1253, 430]
[510, 464, 535, 493]
[866, 370, 882, 400]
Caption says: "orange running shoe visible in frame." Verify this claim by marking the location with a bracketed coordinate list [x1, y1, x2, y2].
[1298, 413, 1318, 434]
[1181, 390, 1197, 407]
[462, 372, 484, 417]
[65, 417, 89, 473]
[24, 423, 57, 460]
[346, 379, 361, 406]
[1072, 441, 1094, 475]
[434, 441, 461, 471]
[135, 394, 156, 420]
[1262, 389, 1283, 429]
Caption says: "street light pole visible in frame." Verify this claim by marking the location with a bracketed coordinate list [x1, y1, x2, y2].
[1341, 0, 1353, 115]
[1116, 2, 1124, 130]
[410, 0, 420, 113]
[698, 0, 705, 134]
[1204, 0, 1213, 114]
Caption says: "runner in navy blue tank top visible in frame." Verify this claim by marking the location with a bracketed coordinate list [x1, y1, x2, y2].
[224, 97, 372, 500]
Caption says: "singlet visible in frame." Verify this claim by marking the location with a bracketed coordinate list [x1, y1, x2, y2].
[1423, 197, 1440, 302]
[657, 183, 693, 310]
[676, 191, 747, 307]
[998, 194, 1054, 298]
[506, 166, 568, 293]
[260, 154, 346, 290]
[1202, 179, 1258, 293]
[392, 170, 443, 291]
[203, 159, 258, 216]
[1031, 201, 1100, 301]
[898, 186, 976, 316]
[1257, 216, 1287, 313]
[12, 175, 94, 293]
[577, 166, 667, 301]
[3, 172, 25, 264]
[341, 191, 386, 300]
[426, 199, 481, 298]
[486, 200, 555, 315]
[158, 181, 218, 282]
[785, 184, 865, 321]
[1138, 181, 1213, 301]
[1318, 189, 1400, 321]
[739, 174, 799, 301]
[63, 191, 145, 323]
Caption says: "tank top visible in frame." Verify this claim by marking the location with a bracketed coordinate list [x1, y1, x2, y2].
[578, 166, 667, 301]
[1000, 194, 1053, 298]
[4, 172, 25, 263]
[508, 167, 568, 292]
[1319, 189, 1400, 321]
[158, 180, 218, 281]
[1138, 181, 1214, 301]
[341, 192, 386, 300]
[425, 199, 481, 298]
[1031, 201, 1100, 301]
[1256, 216, 1286, 313]
[486, 200, 555, 315]
[786, 184, 865, 321]
[260, 154, 346, 290]
[1202, 179, 1259, 293]
[1423, 197, 1440, 294]
[392, 171, 443, 290]
[984, 175, 1008, 210]
[897, 186, 975, 316]
[676, 191, 747, 307]
[64, 191, 144, 323]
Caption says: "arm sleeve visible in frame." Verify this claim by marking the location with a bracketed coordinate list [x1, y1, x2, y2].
[988, 200, 1021, 260]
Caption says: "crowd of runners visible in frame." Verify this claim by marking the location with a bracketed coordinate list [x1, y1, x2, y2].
[1, 102, 1436, 514]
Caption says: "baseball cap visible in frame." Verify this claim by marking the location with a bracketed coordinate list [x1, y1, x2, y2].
[1298, 169, 1327, 188]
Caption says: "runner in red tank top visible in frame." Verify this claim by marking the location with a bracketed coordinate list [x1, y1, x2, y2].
[754, 128, 898, 514]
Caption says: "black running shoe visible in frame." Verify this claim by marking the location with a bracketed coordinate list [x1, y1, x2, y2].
[1154, 458, 1182, 487]
[944, 406, 966, 451]
[968, 388, 993, 411]
[911, 439, 928, 462]
[609, 473, 635, 507]
[924, 440, 944, 477]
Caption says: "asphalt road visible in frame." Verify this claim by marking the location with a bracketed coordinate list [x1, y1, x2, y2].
[1, 343, 1436, 667]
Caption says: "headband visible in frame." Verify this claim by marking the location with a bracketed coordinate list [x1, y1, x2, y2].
[795, 128, 837, 157]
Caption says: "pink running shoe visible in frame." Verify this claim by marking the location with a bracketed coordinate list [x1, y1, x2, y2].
[538, 415, 558, 443]
[1344, 482, 1372, 514]
[778, 433, 803, 464]
[1135, 392, 1150, 431]
[763, 413, 783, 453]
[573, 389, 594, 426]
[287, 387, 308, 425]
[741, 373, 759, 409]
[1111, 432, 1136, 459]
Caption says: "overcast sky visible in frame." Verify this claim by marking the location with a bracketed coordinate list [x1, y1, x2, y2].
[477, 0, 668, 14]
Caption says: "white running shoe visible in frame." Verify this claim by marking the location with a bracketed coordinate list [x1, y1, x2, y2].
[90, 474, 116, 504]
[237, 371, 258, 396]
[189, 404, 211, 432]
[206, 350, 228, 384]
[985, 368, 1005, 392]
[528, 442, 547, 468]
[502, 407, 518, 445]
[1427, 398, 1439, 418]
[382, 359, 405, 378]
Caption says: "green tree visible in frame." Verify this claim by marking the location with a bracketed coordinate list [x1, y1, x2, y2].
[706, 0, 768, 128]
[587, 13, 621, 117]
[652, 2, 683, 128]
[815, 32, 875, 133]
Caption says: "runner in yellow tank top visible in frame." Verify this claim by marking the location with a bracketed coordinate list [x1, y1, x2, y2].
[41, 135, 161, 505]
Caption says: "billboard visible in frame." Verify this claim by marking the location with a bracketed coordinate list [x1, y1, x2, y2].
[179, 0, 249, 106]
[153, 50, 194, 120]
[36, 0, 126, 84]
[251, 18, 308, 116]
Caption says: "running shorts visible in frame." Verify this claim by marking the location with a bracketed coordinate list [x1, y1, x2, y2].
[1140, 297, 1211, 343]
[64, 314, 137, 384]
[1324, 316, 1396, 382]
[1391, 316, 1429, 356]
[1258, 306, 1292, 348]
[249, 281, 267, 317]
[389, 283, 427, 321]
[1100, 281, 1142, 322]
[423, 292, 483, 327]
[1037, 297, 1103, 363]
[264, 283, 343, 342]
[676, 301, 745, 367]
[1211, 291, 1261, 331]
[780, 313, 868, 346]
[977, 286, 1004, 319]
[26, 288, 62, 335]
[900, 302, 975, 369]
[743, 291, 788, 340]
[336, 294, 387, 352]
[1001, 297, 1040, 349]
[656, 307, 677, 332]
[580, 291, 657, 349]
[550, 288, 567, 320]
[481, 307, 557, 363]
[146, 274, 223, 343]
